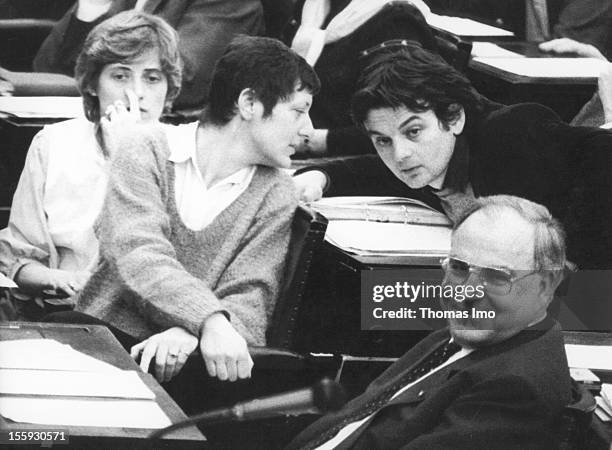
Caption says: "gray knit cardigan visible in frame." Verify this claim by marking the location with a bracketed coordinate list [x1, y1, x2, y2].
[76, 125, 298, 345]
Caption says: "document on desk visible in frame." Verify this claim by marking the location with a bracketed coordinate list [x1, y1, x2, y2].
[0, 96, 83, 119]
[427, 14, 514, 37]
[0, 273, 17, 288]
[565, 344, 612, 370]
[0, 368, 155, 399]
[470, 42, 525, 59]
[0, 339, 120, 372]
[0, 397, 171, 429]
[325, 220, 451, 256]
[472, 57, 609, 79]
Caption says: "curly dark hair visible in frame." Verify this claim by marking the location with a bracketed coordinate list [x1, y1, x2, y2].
[351, 43, 482, 129]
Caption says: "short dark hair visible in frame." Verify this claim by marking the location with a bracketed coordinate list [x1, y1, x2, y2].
[351, 43, 482, 129]
[201, 35, 320, 126]
[75, 10, 182, 122]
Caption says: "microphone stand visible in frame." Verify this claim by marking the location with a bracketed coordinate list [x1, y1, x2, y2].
[146, 378, 345, 444]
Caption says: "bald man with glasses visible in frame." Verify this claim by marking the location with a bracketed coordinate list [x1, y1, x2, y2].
[287, 195, 573, 450]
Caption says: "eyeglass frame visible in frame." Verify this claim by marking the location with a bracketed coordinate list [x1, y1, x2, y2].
[440, 256, 541, 295]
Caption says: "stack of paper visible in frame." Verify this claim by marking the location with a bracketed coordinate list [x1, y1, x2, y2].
[472, 57, 609, 79]
[324, 220, 451, 257]
[564, 344, 612, 371]
[595, 384, 612, 422]
[310, 196, 452, 226]
[427, 14, 514, 37]
[0, 273, 17, 288]
[0, 339, 171, 429]
[0, 96, 83, 120]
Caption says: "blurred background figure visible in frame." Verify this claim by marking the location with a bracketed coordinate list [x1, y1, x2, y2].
[539, 37, 612, 128]
[33, 0, 263, 116]
[426, 0, 611, 59]
[0, 11, 181, 319]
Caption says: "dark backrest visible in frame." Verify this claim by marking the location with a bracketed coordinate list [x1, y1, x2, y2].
[558, 379, 597, 450]
[266, 204, 328, 348]
[0, 19, 56, 71]
[432, 29, 473, 73]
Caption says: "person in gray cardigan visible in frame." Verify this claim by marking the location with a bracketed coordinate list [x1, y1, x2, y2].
[68, 36, 320, 384]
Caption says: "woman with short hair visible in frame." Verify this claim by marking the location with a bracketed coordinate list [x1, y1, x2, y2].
[0, 10, 182, 317]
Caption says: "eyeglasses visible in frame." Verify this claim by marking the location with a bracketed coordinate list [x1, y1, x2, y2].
[440, 257, 539, 295]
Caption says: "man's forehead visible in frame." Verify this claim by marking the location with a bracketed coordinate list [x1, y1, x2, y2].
[452, 208, 535, 269]
[282, 88, 312, 106]
[364, 106, 434, 129]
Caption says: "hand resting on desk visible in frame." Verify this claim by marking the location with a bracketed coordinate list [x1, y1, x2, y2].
[131, 326, 198, 383]
[131, 312, 254, 383]
[539, 37, 606, 60]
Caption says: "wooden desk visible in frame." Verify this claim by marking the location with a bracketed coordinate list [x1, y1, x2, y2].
[467, 42, 597, 121]
[294, 243, 440, 357]
[0, 322, 206, 449]
[563, 331, 612, 449]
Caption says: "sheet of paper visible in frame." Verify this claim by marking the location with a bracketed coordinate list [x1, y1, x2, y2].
[473, 57, 609, 78]
[0, 96, 83, 119]
[0, 339, 120, 372]
[427, 14, 514, 37]
[565, 344, 612, 370]
[0, 368, 155, 399]
[0, 396, 171, 429]
[470, 42, 525, 59]
[324, 220, 451, 256]
[0, 273, 17, 288]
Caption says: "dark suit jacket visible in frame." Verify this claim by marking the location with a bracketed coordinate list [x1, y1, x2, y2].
[288, 317, 572, 450]
[299, 102, 612, 270]
[33, 0, 264, 111]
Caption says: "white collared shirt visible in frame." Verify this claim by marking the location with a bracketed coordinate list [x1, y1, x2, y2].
[315, 342, 473, 450]
[165, 122, 256, 231]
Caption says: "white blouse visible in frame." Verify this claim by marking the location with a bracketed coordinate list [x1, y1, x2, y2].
[0, 118, 107, 283]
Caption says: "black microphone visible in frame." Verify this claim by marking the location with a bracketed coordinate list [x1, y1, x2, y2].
[147, 378, 346, 442]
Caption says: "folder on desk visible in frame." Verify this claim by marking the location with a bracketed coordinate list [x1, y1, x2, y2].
[0, 339, 171, 429]
[324, 220, 451, 257]
[309, 196, 452, 226]
[472, 56, 609, 80]
[0, 96, 83, 120]
[427, 14, 514, 38]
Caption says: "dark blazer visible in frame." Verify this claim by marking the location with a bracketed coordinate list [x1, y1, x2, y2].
[300, 102, 612, 269]
[33, 0, 264, 111]
[288, 316, 572, 450]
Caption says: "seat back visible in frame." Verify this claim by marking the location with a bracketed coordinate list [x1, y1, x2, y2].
[0, 19, 56, 71]
[266, 204, 328, 349]
[433, 29, 473, 73]
[558, 379, 597, 450]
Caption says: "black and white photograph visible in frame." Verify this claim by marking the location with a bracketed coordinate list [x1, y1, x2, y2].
[0, 0, 611, 448]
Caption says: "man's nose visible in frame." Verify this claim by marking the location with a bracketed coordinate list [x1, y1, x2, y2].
[393, 138, 414, 161]
[299, 114, 314, 136]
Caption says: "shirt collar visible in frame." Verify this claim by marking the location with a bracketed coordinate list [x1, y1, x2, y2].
[167, 121, 199, 164]
[167, 121, 255, 187]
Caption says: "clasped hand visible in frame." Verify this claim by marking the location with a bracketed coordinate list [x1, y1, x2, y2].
[131, 313, 253, 383]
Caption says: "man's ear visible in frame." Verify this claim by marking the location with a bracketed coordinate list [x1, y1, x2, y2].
[236, 88, 260, 120]
[537, 270, 563, 308]
[448, 104, 465, 136]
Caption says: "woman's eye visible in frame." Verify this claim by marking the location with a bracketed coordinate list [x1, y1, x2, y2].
[111, 72, 128, 81]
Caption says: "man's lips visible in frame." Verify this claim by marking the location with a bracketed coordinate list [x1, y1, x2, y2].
[400, 165, 421, 174]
